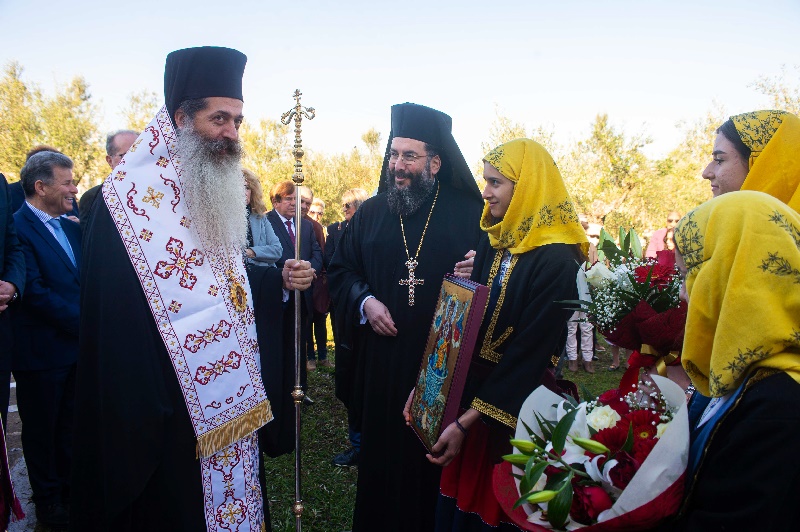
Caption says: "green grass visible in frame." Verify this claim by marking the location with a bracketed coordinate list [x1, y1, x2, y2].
[261, 332, 630, 531]
[565, 341, 633, 399]
[262, 348, 357, 532]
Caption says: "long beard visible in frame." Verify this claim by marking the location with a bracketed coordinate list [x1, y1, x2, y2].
[386, 161, 436, 216]
[177, 125, 247, 250]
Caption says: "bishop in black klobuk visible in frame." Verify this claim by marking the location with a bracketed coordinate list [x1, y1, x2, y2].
[329, 102, 483, 531]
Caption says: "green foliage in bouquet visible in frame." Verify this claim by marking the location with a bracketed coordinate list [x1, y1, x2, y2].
[504, 404, 636, 529]
[597, 227, 642, 266]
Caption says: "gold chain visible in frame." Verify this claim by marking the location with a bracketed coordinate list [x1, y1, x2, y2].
[399, 182, 440, 260]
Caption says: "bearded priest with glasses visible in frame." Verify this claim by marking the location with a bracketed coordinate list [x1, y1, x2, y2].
[328, 103, 483, 531]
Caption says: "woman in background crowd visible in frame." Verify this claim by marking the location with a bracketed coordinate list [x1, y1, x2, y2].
[244, 169, 282, 269]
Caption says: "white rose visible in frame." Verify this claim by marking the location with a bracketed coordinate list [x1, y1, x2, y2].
[586, 405, 621, 432]
[585, 262, 613, 288]
[656, 422, 670, 439]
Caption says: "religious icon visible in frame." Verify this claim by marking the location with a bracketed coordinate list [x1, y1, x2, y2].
[409, 275, 489, 452]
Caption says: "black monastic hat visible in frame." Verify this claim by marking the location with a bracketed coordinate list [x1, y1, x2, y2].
[164, 46, 247, 122]
[378, 103, 481, 200]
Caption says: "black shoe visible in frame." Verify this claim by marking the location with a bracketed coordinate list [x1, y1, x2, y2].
[303, 395, 315, 406]
[36, 501, 69, 528]
[332, 447, 359, 467]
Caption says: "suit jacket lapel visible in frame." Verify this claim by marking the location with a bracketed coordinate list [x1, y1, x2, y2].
[22, 205, 79, 278]
[269, 210, 294, 256]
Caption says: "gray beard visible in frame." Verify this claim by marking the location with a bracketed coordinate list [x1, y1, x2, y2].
[386, 163, 437, 216]
[176, 125, 247, 251]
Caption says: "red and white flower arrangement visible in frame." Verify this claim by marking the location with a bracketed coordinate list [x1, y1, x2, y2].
[569, 229, 687, 380]
[494, 375, 689, 530]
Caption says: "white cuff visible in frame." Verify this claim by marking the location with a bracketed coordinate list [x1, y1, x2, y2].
[359, 295, 375, 325]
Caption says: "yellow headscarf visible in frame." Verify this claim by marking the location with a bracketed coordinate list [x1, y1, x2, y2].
[735, 110, 800, 211]
[481, 138, 587, 254]
[674, 191, 800, 397]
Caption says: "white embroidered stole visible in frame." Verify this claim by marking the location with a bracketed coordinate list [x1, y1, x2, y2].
[103, 106, 270, 530]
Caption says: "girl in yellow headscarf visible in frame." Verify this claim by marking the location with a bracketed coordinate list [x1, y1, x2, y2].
[668, 191, 800, 530]
[420, 138, 587, 530]
[701, 109, 800, 206]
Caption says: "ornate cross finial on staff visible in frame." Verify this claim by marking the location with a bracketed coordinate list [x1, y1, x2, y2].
[280, 89, 316, 186]
[280, 89, 315, 532]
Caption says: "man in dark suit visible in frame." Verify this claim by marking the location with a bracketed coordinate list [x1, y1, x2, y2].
[12, 151, 81, 529]
[0, 173, 25, 430]
[267, 180, 323, 402]
[267, 180, 323, 309]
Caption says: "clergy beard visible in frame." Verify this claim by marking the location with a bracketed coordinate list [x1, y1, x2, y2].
[176, 124, 247, 250]
[386, 161, 437, 216]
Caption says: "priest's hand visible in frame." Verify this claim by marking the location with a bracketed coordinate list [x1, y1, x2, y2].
[364, 297, 397, 336]
[283, 259, 314, 291]
[453, 249, 476, 279]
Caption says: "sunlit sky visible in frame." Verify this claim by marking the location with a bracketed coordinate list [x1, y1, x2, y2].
[2, 0, 799, 167]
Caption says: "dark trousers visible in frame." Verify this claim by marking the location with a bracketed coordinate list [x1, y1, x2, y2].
[0, 370, 10, 432]
[306, 311, 328, 361]
[14, 363, 76, 505]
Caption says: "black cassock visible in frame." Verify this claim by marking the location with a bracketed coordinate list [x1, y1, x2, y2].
[328, 181, 482, 532]
[72, 199, 284, 530]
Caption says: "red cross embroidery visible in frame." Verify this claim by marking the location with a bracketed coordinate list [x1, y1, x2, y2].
[114, 170, 126, 181]
[154, 237, 204, 290]
[156, 156, 169, 168]
[139, 229, 153, 242]
[169, 300, 182, 313]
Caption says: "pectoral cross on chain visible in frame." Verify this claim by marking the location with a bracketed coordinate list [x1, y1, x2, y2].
[399, 258, 424, 306]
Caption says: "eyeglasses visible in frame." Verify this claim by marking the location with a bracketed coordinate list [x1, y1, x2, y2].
[343, 203, 352, 210]
[389, 151, 428, 164]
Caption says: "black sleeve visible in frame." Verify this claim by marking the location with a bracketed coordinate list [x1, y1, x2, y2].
[323, 224, 338, 270]
[1, 174, 25, 295]
[471, 247, 579, 428]
[667, 373, 800, 531]
[327, 210, 371, 350]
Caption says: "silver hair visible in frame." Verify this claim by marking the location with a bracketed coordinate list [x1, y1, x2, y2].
[175, 123, 247, 250]
[20, 151, 74, 197]
[105, 129, 139, 155]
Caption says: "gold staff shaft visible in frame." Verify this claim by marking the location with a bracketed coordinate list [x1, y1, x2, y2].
[280, 89, 315, 532]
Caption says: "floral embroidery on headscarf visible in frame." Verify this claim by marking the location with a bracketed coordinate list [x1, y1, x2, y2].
[735, 110, 800, 211]
[484, 147, 505, 168]
[480, 138, 587, 255]
[675, 191, 800, 397]
[732, 110, 787, 156]
[674, 211, 702, 273]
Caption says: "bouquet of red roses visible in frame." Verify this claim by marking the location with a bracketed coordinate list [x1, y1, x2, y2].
[569, 229, 686, 377]
[494, 375, 689, 530]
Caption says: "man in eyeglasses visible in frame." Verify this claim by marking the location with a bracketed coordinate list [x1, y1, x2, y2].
[328, 103, 483, 531]
[645, 210, 681, 258]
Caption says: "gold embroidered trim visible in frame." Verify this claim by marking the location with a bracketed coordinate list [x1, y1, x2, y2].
[479, 250, 518, 363]
[472, 397, 516, 429]
[196, 400, 273, 458]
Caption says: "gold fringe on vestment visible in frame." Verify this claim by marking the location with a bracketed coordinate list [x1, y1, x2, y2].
[196, 400, 273, 458]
